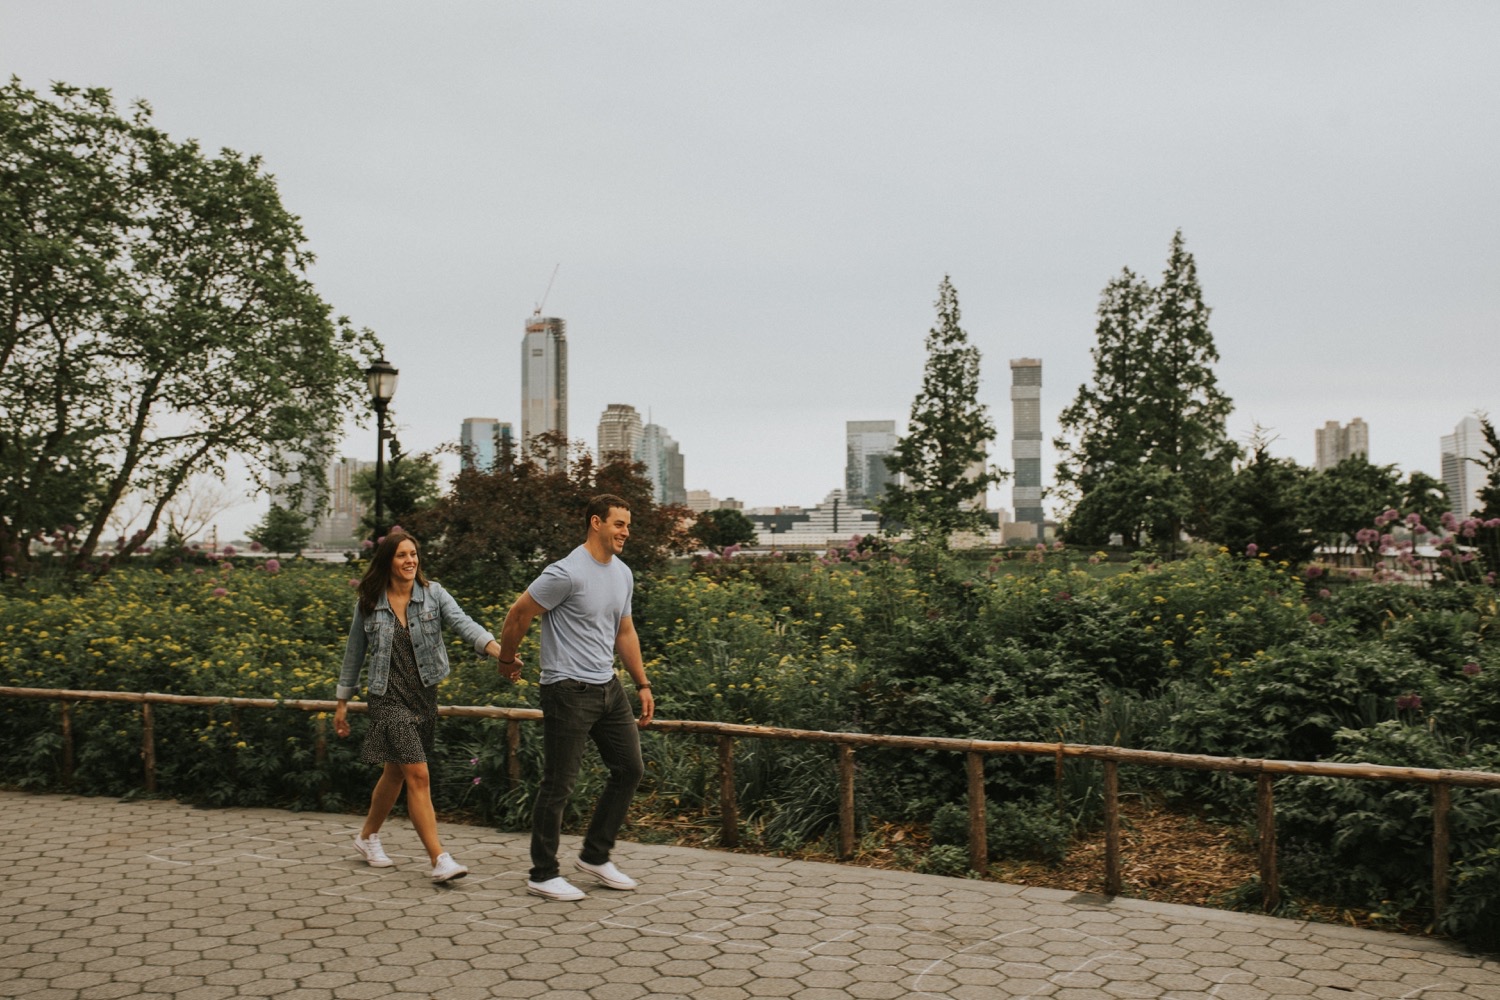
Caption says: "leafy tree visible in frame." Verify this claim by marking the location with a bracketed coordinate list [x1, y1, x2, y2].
[693, 508, 758, 554]
[1400, 471, 1450, 536]
[1301, 455, 1404, 552]
[0, 79, 379, 574]
[409, 433, 693, 597]
[351, 436, 441, 540]
[1468, 415, 1500, 580]
[1056, 231, 1237, 552]
[1201, 434, 1316, 564]
[880, 276, 1001, 544]
[248, 504, 313, 557]
[1063, 464, 1185, 549]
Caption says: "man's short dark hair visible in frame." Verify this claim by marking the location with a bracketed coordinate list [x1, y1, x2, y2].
[587, 494, 630, 528]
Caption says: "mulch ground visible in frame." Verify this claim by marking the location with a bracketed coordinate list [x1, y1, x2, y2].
[627, 796, 1416, 935]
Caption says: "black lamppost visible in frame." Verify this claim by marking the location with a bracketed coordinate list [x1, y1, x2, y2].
[364, 357, 399, 546]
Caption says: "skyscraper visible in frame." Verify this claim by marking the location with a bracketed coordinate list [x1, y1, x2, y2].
[1314, 418, 1369, 471]
[309, 456, 373, 549]
[1010, 358, 1044, 534]
[638, 422, 686, 505]
[460, 417, 513, 472]
[1441, 415, 1485, 516]
[597, 404, 644, 463]
[845, 420, 897, 505]
[521, 314, 567, 469]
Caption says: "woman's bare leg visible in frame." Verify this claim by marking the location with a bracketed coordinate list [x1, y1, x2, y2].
[360, 763, 405, 838]
[399, 762, 445, 864]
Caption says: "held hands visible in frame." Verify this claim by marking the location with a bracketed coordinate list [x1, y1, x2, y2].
[636, 687, 655, 729]
[495, 650, 523, 683]
[333, 703, 350, 739]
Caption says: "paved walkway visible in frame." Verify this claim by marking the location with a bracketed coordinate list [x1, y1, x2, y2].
[1, 791, 1497, 1000]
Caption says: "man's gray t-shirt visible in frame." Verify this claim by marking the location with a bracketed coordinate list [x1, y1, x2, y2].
[527, 545, 634, 685]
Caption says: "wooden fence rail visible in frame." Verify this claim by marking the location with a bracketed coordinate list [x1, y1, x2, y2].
[6, 684, 1500, 918]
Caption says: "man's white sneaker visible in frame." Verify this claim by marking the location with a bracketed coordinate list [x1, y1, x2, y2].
[353, 834, 393, 868]
[430, 853, 468, 882]
[526, 876, 587, 901]
[574, 858, 638, 891]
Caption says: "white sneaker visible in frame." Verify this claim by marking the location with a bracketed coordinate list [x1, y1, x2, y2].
[353, 834, 393, 867]
[574, 858, 638, 891]
[526, 876, 587, 901]
[430, 852, 468, 882]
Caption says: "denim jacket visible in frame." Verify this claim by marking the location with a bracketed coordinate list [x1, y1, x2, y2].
[336, 580, 494, 701]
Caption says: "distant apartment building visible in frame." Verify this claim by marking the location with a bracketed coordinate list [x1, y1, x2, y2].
[1441, 415, 1486, 516]
[744, 489, 880, 548]
[685, 490, 745, 513]
[1314, 417, 1369, 471]
[638, 423, 686, 505]
[598, 403, 644, 463]
[1010, 358, 1044, 537]
[311, 456, 374, 549]
[521, 314, 567, 468]
[460, 417, 513, 472]
[845, 420, 898, 505]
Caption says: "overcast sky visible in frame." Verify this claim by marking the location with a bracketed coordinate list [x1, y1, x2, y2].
[6, 2, 1498, 538]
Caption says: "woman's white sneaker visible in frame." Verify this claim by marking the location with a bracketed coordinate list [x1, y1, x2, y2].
[574, 858, 638, 890]
[353, 834, 393, 867]
[430, 853, 468, 882]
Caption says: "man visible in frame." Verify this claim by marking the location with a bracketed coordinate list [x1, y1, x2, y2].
[495, 493, 655, 901]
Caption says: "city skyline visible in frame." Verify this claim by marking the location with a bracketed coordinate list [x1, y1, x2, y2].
[8, 5, 1493, 539]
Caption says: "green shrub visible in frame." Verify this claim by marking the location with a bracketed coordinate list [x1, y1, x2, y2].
[916, 843, 971, 876]
[929, 797, 1070, 863]
[1276, 722, 1500, 953]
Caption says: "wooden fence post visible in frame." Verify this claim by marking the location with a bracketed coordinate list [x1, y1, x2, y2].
[718, 736, 739, 848]
[141, 702, 156, 793]
[314, 714, 329, 809]
[60, 700, 74, 789]
[967, 751, 987, 874]
[1103, 759, 1120, 895]
[506, 720, 522, 789]
[1257, 773, 1279, 911]
[838, 744, 856, 860]
[1433, 783, 1451, 921]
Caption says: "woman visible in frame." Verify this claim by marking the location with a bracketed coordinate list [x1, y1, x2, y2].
[334, 530, 503, 881]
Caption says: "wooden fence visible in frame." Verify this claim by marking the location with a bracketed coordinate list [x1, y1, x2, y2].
[5, 684, 1500, 919]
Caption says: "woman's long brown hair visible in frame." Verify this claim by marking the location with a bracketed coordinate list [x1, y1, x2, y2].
[357, 531, 430, 616]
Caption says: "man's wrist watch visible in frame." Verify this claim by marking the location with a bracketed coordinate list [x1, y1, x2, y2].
[498, 656, 516, 665]
[637, 682, 651, 690]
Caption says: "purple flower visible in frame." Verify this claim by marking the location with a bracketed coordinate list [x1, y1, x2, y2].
[1304, 565, 1323, 579]
[472, 777, 482, 785]
[264, 559, 281, 574]
[1318, 588, 1332, 599]
[211, 587, 229, 598]
[361, 539, 374, 550]
[470, 757, 479, 766]
[1395, 693, 1422, 711]
[250, 541, 263, 552]
[348, 578, 359, 588]
[1245, 543, 1258, 556]
[1462, 662, 1482, 677]
[1376, 509, 1400, 527]
[221, 545, 236, 557]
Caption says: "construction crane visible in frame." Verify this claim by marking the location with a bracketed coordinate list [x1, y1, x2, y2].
[533, 263, 560, 317]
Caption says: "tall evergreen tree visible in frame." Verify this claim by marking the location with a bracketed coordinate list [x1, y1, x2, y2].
[1056, 231, 1236, 551]
[880, 276, 1000, 545]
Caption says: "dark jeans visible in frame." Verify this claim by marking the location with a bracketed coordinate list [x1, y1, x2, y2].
[530, 677, 644, 882]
